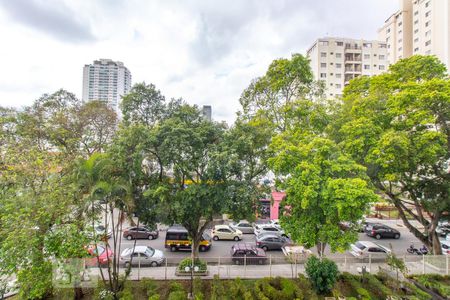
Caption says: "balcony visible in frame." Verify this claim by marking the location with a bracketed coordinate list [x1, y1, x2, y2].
[344, 54, 362, 62]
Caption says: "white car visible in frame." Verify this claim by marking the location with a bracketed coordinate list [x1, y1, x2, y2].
[350, 241, 391, 258]
[120, 246, 165, 268]
[254, 224, 286, 237]
[229, 221, 254, 234]
[211, 225, 242, 241]
[441, 240, 450, 255]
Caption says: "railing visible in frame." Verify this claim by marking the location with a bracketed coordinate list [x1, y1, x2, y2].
[84, 254, 450, 280]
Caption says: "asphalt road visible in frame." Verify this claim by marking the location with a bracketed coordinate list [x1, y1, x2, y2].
[110, 218, 427, 263]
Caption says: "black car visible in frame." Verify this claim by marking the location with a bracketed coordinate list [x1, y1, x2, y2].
[365, 223, 401, 239]
[230, 243, 267, 265]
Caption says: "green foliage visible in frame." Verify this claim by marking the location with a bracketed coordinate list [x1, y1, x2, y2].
[414, 274, 450, 297]
[253, 277, 304, 300]
[168, 290, 188, 300]
[141, 278, 158, 297]
[169, 282, 185, 293]
[305, 256, 339, 294]
[148, 295, 160, 300]
[339, 55, 450, 253]
[177, 258, 207, 272]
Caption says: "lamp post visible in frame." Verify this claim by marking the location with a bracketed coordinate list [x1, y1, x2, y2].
[185, 264, 199, 299]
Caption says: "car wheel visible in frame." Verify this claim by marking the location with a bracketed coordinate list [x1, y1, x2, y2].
[375, 234, 381, 240]
[233, 236, 240, 241]
[126, 235, 132, 240]
[150, 261, 158, 267]
[262, 246, 268, 252]
[148, 235, 154, 240]
[394, 233, 400, 239]
[213, 236, 219, 241]
[170, 246, 177, 252]
[124, 262, 131, 268]
[199, 245, 206, 252]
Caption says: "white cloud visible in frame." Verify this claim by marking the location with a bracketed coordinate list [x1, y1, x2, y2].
[0, 0, 398, 124]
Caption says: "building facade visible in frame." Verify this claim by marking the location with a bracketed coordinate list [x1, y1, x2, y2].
[378, 0, 450, 69]
[82, 59, 132, 113]
[307, 37, 388, 99]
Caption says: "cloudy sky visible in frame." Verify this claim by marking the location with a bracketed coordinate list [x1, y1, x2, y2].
[0, 0, 398, 124]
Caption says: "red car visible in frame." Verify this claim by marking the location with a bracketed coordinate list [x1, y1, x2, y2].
[86, 244, 113, 267]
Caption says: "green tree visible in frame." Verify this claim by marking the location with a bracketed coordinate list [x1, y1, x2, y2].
[269, 134, 377, 256]
[239, 53, 324, 132]
[338, 55, 450, 254]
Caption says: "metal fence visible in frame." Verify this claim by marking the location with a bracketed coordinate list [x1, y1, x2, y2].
[91, 254, 450, 280]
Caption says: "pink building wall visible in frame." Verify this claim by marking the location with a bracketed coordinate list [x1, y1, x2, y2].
[270, 191, 286, 220]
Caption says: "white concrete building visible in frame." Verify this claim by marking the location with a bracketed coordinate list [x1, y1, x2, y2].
[82, 59, 132, 113]
[307, 37, 388, 99]
[378, 0, 450, 69]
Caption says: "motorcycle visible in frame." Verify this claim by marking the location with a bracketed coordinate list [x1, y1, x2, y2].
[407, 244, 428, 255]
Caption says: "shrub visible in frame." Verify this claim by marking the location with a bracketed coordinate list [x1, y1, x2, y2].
[177, 258, 207, 272]
[355, 287, 370, 300]
[141, 278, 158, 297]
[305, 256, 339, 294]
[148, 295, 160, 300]
[210, 275, 225, 300]
[168, 290, 187, 300]
[169, 282, 185, 293]
[193, 277, 204, 300]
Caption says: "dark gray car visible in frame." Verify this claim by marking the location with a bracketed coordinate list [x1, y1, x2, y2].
[255, 234, 291, 251]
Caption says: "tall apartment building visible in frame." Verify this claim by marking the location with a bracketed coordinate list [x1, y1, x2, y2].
[378, 0, 450, 69]
[307, 37, 388, 99]
[82, 59, 132, 113]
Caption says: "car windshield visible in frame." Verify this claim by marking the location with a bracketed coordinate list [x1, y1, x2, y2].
[355, 242, 367, 250]
[145, 247, 155, 257]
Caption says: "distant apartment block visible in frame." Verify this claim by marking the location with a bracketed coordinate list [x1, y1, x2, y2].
[378, 0, 450, 69]
[307, 37, 388, 99]
[202, 105, 212, 121]
[82, 59, 132, 113]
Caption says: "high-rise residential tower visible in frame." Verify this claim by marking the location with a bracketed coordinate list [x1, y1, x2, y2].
[378, 0, 450, 69]
[82, 59, 132, 113]
[307, 37, 388, 99]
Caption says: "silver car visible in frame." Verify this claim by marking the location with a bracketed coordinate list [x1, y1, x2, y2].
[256, 234, 291, 251]
[229, 221, 254, 234]
[120, 246, 165, 268]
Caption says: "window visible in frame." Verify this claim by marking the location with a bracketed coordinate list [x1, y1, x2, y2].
[414, 47, 419, 52]
[320, 73, 327, 78]
[336, 53, 342, 58]
[414, 38, 419, 43]
[414, 29, 419, 34]
[364, 54, 370, 59]
[336, 74, 341, 78]
[379, 65, 385, 70]
[398, 30, 402, 34]
[425, 40, 431, 46]
[321, 52, 327, 57]
[425, 21, 430, 27]
[336, 41, 343, 46]
[336, 84, 342, 89]
[414, 11, 418, 16]
[379, 55, 385, 60]
[425, 30, 431, 37]
[398, 38, 403, 43]
[398, 21, 402, 26]
[386, 28, 390, 33]
[330, 83, 333, 86]
[425, 11, 431, 17]
[414, 20, 419, 25]
[398, 47, 403, 51]
[321, 63, 327, 68]
[379, 43, 387, 48]
[363, 43, 372, 48]
[386, 37, 390, 42]
[336, 63, 342, 68]
[425, 1, 430, 8]
[364, 65, 370, 70]
[425, 50, 431, 54]
[319, 41, 329, 46]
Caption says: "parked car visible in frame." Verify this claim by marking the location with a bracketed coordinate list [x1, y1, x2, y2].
[212, 225, 242, 241]
[269, 219, 281, 229]
[120, 246, 165, 268]
[229, 221, 254, 234]
[255, 234, 291, 251]
[365, 223, 401, 239]
[165, 225, 211, 252]
[436, 224, 450, 237]
[230, 243, 267, 265]
[123, 226, 159, 240]
[350, 241, 391, 258]
[254, 224, 286, 237]
[87, 224, 112, 240]
[441, 240, 450, 255]
[86, 244, 113, 266]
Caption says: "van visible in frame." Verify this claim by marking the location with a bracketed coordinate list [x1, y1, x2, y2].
[165, 225, 212, 252]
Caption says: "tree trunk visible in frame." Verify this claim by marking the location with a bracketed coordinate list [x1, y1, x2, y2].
[74, 287, 83, 299]
[316, 242, 326, 258]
